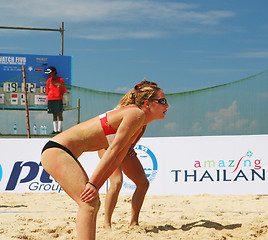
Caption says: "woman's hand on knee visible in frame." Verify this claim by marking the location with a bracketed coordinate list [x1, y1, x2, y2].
[80, 182, 99, 203]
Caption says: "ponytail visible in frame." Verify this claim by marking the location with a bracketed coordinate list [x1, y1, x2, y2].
[117, 80, 161, 108]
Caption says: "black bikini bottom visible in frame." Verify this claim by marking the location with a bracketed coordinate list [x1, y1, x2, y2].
[41, 140, 78, 161]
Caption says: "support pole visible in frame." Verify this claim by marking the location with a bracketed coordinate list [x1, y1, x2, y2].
[77, 98, 81, 124]
[22, 66, 31, 138]
[60, 22, 64, 56]
[0, 22, 64, 56]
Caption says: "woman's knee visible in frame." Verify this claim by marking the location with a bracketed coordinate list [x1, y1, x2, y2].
[109, 172, 123, 190]
[78, 197, 101, 215]
[136, 177, 149, 192]
[110, 177, 123, 191]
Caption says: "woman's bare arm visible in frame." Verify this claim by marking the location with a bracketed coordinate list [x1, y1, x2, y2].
[80, 108, 145, 202]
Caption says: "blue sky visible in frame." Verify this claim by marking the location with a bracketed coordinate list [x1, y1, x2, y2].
[0, 0, 268, 94]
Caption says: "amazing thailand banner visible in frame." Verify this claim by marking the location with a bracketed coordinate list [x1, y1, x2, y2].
[0, 135, 267, 195]
[136, 135, 267, 195]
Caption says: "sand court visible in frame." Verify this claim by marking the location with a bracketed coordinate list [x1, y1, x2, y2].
[0, 193, 267, 239]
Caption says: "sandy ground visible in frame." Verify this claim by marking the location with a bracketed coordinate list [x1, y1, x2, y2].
[0, 193, 267, 240]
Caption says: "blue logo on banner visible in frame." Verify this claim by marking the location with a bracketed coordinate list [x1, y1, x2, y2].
[123, 144, 158, 190]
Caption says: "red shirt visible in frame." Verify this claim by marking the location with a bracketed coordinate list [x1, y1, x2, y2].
[46, 76, 67, 100]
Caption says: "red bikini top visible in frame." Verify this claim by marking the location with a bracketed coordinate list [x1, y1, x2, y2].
[99, 112, 117, 135]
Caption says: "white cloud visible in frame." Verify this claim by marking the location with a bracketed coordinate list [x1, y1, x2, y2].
[114, 87, 131, 93]
[78, 30, 166, 40]
[163, 122, 178, 132]
[192, 68, 252, 74]
[212, 51, 268, 59]
[206, 100, 238, 131]
[207, 100, 239, 121]
[0, 1, 236, 39]
[192, 122, 202, 134]
[205, 100, 258, 132]
[234, 51, 268, 58]
[260, 92, 268, 98]
[248, 120, 258, 131]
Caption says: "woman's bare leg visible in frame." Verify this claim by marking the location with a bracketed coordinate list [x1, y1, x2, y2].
[98, 149, 123, 229]
[41, 148, 100, 240]
[121, 154, 149, 226]
[104, 168, 123, 229]
[76, 199, 100, 239]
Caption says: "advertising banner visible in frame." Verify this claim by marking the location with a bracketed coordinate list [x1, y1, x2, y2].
[0, 138, 106, 194]
[0, 135, 267, 195]
[133, 135, 267, 195]
[0, 53, 72, 109]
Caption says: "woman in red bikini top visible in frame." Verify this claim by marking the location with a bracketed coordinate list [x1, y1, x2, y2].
[99, 111, 117, 145]
[41, 80, 169, 240]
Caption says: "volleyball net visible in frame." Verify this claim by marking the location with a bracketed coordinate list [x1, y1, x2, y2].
[0, 70, 267, 136]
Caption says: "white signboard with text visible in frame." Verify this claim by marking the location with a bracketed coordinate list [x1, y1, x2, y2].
[0, 135, 267, 195]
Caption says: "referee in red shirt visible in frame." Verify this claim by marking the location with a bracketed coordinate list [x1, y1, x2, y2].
[45, 66, 67, 134]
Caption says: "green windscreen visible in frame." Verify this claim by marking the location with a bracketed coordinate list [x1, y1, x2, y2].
[0, 70, 267, 137]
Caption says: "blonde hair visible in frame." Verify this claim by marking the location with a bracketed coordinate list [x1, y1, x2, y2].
[117, 80, 161, 108]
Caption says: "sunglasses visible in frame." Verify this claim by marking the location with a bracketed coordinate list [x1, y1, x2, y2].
[150, 98, 168, 105]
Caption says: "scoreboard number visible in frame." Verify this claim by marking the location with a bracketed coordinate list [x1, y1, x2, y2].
[3, 82, 18, 93]
[3, 82, 37, 93]
[40, 86, 47, 94]
[21, 82, 36, 93]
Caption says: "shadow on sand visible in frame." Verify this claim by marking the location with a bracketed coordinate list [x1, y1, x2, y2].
[145, 224, 178, 233]
[145, 220, 242, 233]
[181, 220, 242, 231]
[0, 204, 27, 208]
